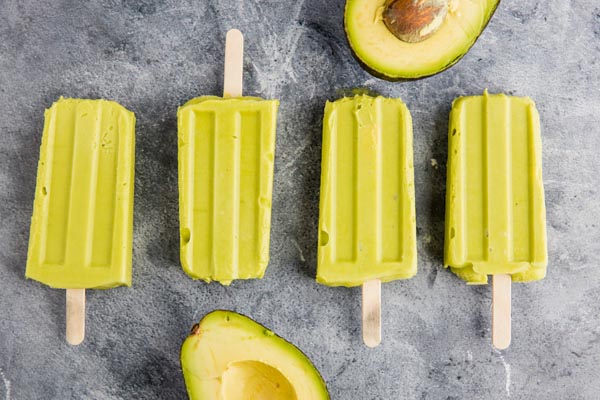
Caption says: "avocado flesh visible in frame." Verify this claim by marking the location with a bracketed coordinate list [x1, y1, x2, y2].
[345, 0, 499, 80]
[181, 311, 329, 400]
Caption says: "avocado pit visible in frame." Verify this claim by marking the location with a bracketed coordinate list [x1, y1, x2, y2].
[382, 0, 448, 43]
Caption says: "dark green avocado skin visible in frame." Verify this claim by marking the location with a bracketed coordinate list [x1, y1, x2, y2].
[344, 1, 500, 81]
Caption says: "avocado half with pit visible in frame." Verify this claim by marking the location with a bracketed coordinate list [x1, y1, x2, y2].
[181, 311, 329, 400]
[345, 0, 499, 80]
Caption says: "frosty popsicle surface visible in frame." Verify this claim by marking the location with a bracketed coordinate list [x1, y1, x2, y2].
[444, 91, 547, 284]
[26, 98, 135, 289]
[317, 95, 417, 287]
[178, 96, 279, 284]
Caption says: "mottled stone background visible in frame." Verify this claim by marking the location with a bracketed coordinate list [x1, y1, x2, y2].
[1, 0, 599, 399]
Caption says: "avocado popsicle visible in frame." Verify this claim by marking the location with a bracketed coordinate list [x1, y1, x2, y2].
[317, 95, 417, 346]
[178, 29, 279, 284]
[317, 95, 417, 286]
[26, 97, 135, 343]
[178, 97, 278, 284]
[444, 91, 547, 348]
[444, 91, 547, 283]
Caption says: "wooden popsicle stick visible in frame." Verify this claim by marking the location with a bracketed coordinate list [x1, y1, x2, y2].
[66, 289, 85, 345]
[362, 279, 381, 347]
[223, 29, 244, 98]
[492, 274, 511, 350]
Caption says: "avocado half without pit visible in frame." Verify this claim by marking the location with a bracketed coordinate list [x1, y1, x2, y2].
[345, 0, 499, 80]
[181, 311, 329, 400]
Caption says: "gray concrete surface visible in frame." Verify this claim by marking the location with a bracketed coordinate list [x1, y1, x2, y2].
[1, 0, 599, 399]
